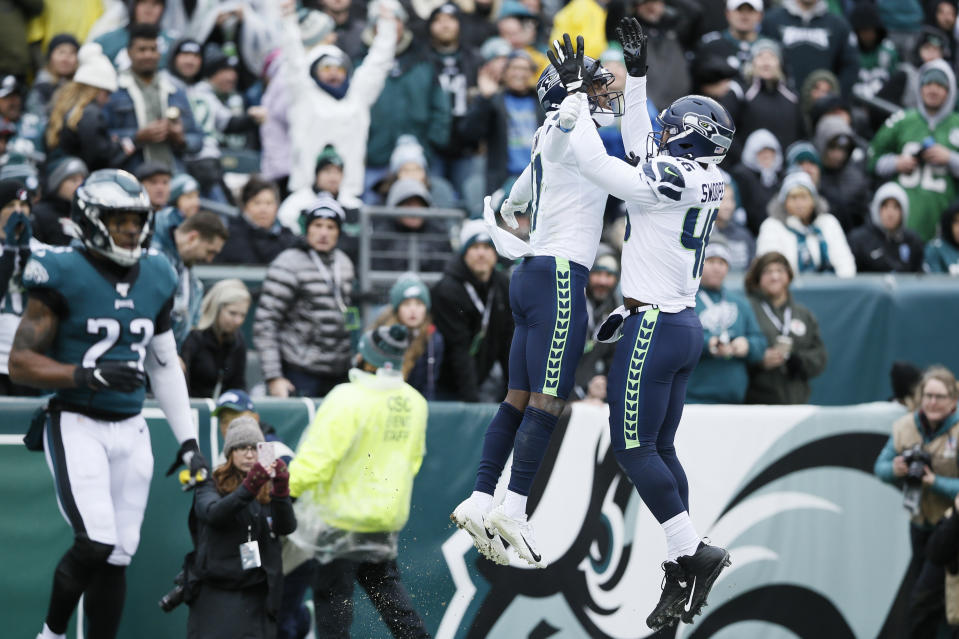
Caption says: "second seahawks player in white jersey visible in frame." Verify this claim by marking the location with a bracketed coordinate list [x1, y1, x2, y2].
[548, 22, 734, 630]
[451, 37, 623, 569]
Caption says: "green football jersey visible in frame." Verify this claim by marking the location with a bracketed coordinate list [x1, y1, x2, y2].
[868, 108, 959, 241]
[22, 245, 177, 416]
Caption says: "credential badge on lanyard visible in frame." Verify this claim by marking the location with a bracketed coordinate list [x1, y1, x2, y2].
[464, 282, 494, 357]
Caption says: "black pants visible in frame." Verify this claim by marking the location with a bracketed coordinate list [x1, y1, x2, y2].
[908, 523, 948, 639]
[313, 559, 430, 639]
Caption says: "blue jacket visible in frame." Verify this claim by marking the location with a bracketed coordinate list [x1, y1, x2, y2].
[687, 286, 767, 404]
[103, 70, 203, 173]
[151, 207, 203, 348]
[407, 327, 445, 401]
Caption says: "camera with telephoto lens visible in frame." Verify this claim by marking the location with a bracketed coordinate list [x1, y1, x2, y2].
[901, 445, 933, 516]
[158, 571, 185, 612]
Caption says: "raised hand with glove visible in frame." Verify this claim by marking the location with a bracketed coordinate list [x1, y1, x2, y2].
[546, 34, 593, 94]
[616, 17, 648, 78]
[242, 462, 272, 495]
[3, 210, 32, 249]
[74, 360, 145, 392]
[270, 459, 290, 498]
[557, 92, 585, 133]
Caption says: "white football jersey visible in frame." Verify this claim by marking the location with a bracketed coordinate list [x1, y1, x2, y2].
[506, 112, 609, 269]
[619, 157, 724, 311]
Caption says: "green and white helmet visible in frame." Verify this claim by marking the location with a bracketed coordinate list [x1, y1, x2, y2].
[71, 169, 153, 266]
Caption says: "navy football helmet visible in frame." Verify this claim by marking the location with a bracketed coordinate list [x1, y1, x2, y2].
[71, 169, 154, 266]
[536, 57, 624, 126]
[647, 95, 735, 165]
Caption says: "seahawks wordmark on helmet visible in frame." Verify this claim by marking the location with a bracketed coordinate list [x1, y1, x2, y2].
[648, 95, 735, 165]
[71, 169, 154, 267]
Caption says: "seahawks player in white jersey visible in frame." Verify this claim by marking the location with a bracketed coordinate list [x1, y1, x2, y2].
[9, 169, 208, 639]
[451, 37, 623, 569]
[548, 23, 734, 629]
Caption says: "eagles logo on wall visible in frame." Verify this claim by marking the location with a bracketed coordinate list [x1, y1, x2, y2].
[437, 403, 911, 638]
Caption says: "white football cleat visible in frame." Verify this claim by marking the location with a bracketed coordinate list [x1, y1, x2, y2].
[485, 505, 547, 568]
[450, 499, 509, 565]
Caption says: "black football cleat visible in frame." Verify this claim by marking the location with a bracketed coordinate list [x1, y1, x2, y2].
[645, 561, 691, 630]
[677, 541, 731, 624]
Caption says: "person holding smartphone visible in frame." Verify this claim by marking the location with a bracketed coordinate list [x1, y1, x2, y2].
[743, 251, 827, 404]
[187, 417, 296, 639]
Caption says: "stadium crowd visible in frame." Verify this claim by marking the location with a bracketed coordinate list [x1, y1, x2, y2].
[1, 0, 958, 408]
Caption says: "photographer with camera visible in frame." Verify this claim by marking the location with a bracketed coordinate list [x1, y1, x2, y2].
[185, 417, 296, 638]
[874, 365, 959, 639]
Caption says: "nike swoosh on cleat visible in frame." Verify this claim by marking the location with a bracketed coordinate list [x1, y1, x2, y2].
[683, 576, 697, 612]
[521, 535, 542, 563]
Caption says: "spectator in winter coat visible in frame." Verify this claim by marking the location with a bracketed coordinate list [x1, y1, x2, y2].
[152, 210, 229, 347]
[371, 179, 453, 274]
[849, 1, 900, 116]
[925, 202, 959, 273]
[760, 0, 860, 98]
[756, 170, 857, 277]
[136, 162, 171, 211]
[282, 1, 397, 202]
[458, 51, 545, 194]
[868, 59, 959, 241]
[687, 242, 767, 404]
[813, 114, 871, 232]
[428, 3, 484, 200]
[187, 417, 296, 639]
[371, 273, 445, 400]
[550, 0, 609, 60]
[431, 220, 512, 402]
[162, 173, 201, 226]
[181, 278, 251, 398]
[695, 0, 764, 84]
[31, 157, 88, 247]
[25, 34, 80, 119]
[711, 170, 755, 272]
[94, 0, 176, 71]
[102, 23, 204, 173]
[215, 176, 297, 265]
[728, 38, 803, 164]
[744, 251, 827, 404]
[278, 145, 349, 232]
[254, 195, 355, 398]
[848, 181, 925, 273]
[731, 128, 783, 236]
[785, 139, 822, 187]
[364, 1, 452, 196]
[45, 45, 133, 171]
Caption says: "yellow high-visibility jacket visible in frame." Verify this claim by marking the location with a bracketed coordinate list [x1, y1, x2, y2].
[549, 0, 608, 61]
[289, 369, 428, 533]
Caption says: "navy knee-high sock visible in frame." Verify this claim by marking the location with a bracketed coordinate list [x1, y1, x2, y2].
[507, 407, 558, 496]
[474, 402, 524, 495]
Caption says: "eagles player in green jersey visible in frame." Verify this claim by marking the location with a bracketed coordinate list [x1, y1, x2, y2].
[9, 169, 208, 639]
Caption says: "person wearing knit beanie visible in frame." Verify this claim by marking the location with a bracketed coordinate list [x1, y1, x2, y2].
[389, 273, 431, 312]
[356, 324, 410, 371]
[458, 218, 493, 255]
[222, 415, 265, 457]
[73, 43, 118, 93]
[31, 158, 87, 246]
[168, 173, 200, 216]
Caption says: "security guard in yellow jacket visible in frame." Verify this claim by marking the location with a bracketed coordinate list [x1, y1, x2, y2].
[288, 324, 430, 639]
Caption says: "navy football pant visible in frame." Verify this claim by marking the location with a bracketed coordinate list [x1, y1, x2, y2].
[607, 307, 703, 523]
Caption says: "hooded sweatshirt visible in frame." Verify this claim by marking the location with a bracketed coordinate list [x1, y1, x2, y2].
[813, 114, 871, 230]
[924, 205, 959, 273]
[847, 181, 925, 272]
[761, 0, 860, 97]
[731, 129, 784, 235]
[868, 58, 959, 241]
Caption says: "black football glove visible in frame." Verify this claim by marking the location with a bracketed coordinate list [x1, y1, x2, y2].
[617, 17, 648, 78]
[73, 361, 145, 393]
[165, 438, 209, 477]
[546, 33, 594, 93]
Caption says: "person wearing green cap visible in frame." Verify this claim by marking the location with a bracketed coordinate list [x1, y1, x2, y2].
[370, 273, 445, 399]
[869, 58, 959, 241]
[286, 324, 429, 638]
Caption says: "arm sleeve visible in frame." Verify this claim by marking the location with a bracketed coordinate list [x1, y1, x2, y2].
[431, 283, 480, 402]
[350, 16, 398, 108]
[868, 116, 901, 177]
[427, 74, 452, 150]
[621, 75, 653, 158]
[223, 338, 247, 391]
[931, 476, 959, 500]
[947, 151, 959, 177]
[507, 162, 533, 203]
[173, 91, 203, 155]
[145, 329, 196, 444]
[791, 311, 827, 380]
[269, 496, 297, 535]
[0, 248, 17, 300]
[281, 16, 310, 107]
[566, 105, 663, 205]
[836, 25, 860, 98]
[192, 478, 255, 527]
[288, 389, 359, 497]
[742, 300, 768, 364]
[457, 95, 494, 144]
[873, 435, 898, 484]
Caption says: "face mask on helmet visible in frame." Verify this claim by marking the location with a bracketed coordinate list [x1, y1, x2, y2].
[645, 96, 734, 164]
[586, 66, 624, 128]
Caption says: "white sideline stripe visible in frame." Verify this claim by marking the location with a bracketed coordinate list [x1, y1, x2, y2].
[0, 435, 22, 445]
